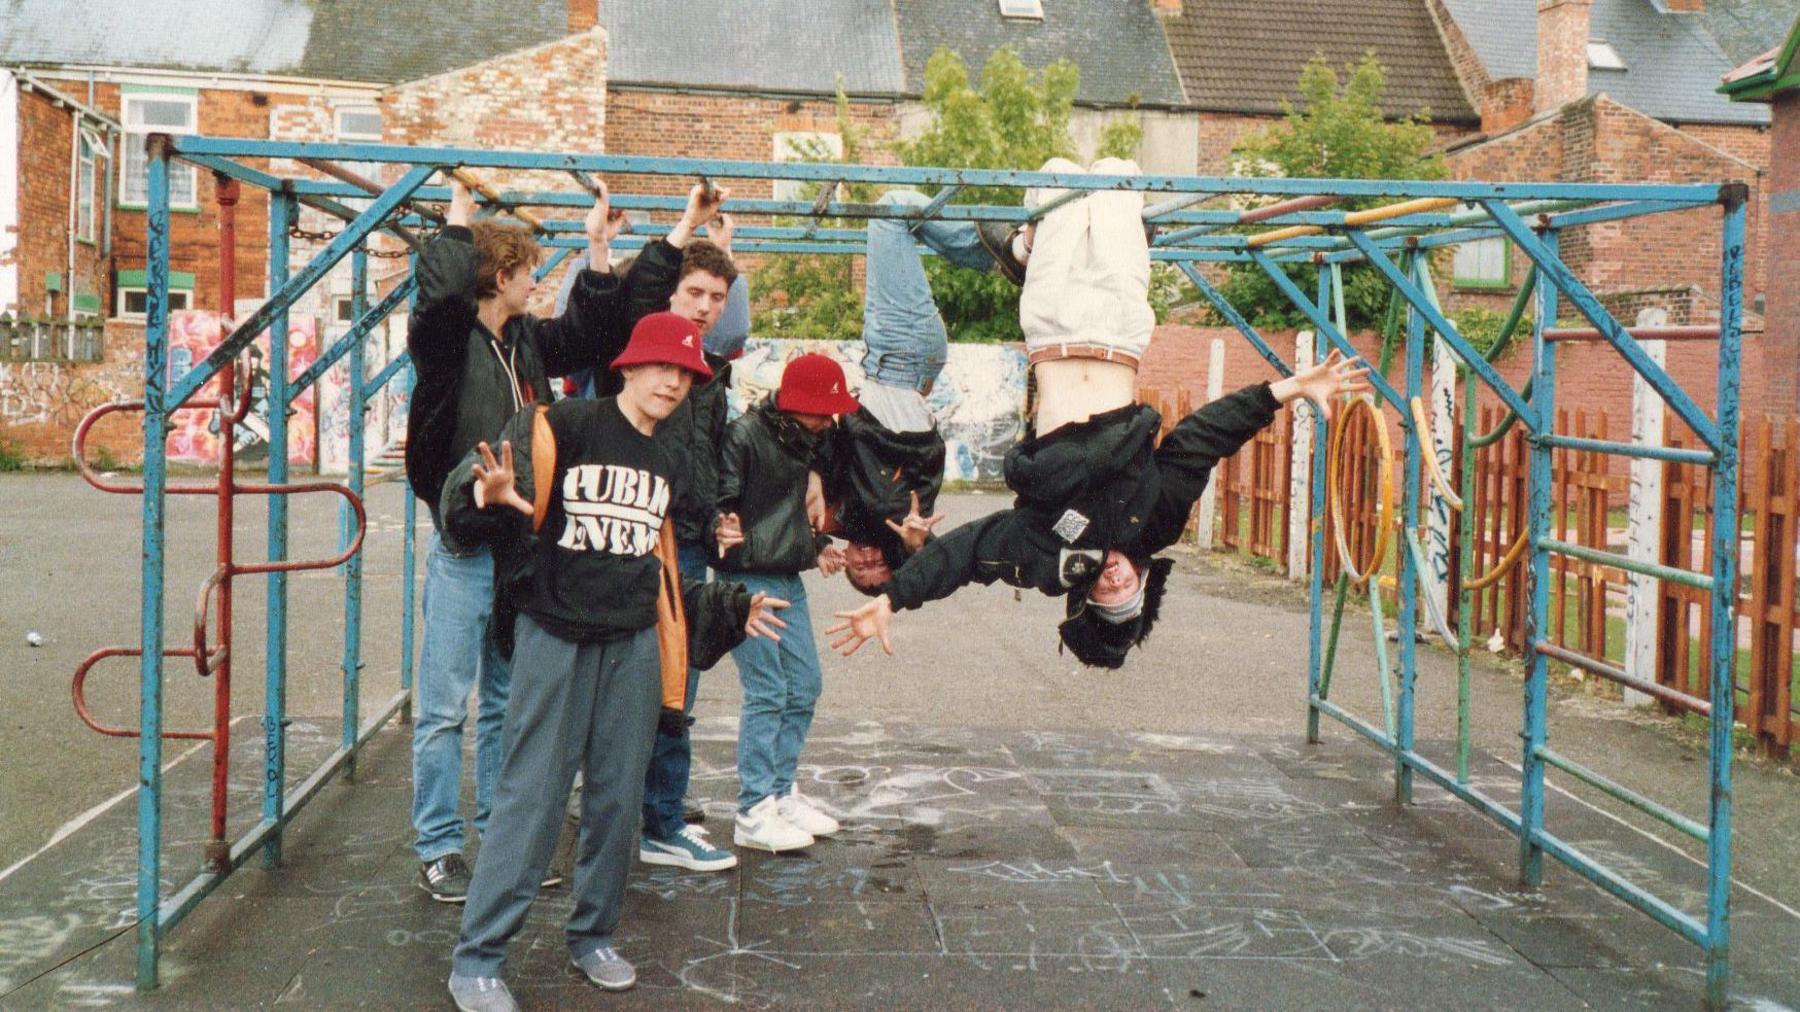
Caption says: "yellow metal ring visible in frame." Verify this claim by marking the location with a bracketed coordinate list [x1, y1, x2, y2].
[1326, 395, 1395, 588]
[1409, 396, 1464, 512]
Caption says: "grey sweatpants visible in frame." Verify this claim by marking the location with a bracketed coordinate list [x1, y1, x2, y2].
[452, 614, 661, 976]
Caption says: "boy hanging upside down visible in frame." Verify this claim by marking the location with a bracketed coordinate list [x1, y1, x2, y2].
[826, 158, 1370, 668]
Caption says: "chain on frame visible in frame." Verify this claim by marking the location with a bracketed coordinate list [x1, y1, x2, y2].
[287, 224, 430, 257]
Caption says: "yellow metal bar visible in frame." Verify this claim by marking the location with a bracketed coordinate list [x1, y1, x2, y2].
[1245, 197, 1463, 248]
[448, 167, 545, 231]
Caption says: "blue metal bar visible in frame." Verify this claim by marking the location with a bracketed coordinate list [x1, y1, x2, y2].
[1481, 200, 1723, 452]
[1533, 746, 1709, 842]
[1179, 263, 1293, 376]
[1312, 696, 1526, 834]
[1540, 433, 1716, 466]
[1531, 828, 1708, 947]
[1538, 538, 1714, 591]
[535, 245, 573, 282]
[168, 165, 436, 409]
[287, 279, 415, 406]
[167, 138, 1726, 203]
[135, 133, 174, 992]
[1520, 239, 1557, 888]
[1344, 231, 1537, 428]
[918, 184, 962, 219]
[1247, 251, 1409, 410]
[175, 151, 283, 191]
[262, 188, 292, 869]
[1705, 190, 1747, 1008]
[154, 685, 410, 936]
[367, 351, 414, 400]
[401, 248, 420, 727]
[341, 246, 367, 778]
[1546, 199, 1695, 230]
[1395, 256, 1425, 805]
[1305, 270, 1328, 743]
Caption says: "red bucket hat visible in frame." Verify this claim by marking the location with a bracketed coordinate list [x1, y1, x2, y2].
[776, 353, 860, 416]
[610, 311, 713, 381]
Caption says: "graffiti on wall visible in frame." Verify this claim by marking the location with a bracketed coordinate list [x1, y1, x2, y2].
[317, 313, 411, 474]
[166, 311, 318, 466]
[726, 339, 1028, 482]
[0, 360, 133, 430]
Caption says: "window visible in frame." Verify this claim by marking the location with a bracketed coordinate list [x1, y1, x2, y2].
[1452, 237, 1511, 289]
[120, 90, 198, 208]
[116, 268, 196, 320]
[77, 131, 97, 243]
[998, 0, 1044, 19]
[1587, 41, 1626, 71]
[771, 131, 843, 203]
[119, 287, 192, 318]
[334, 296, 358, 325]
[335, 106, 384, 192]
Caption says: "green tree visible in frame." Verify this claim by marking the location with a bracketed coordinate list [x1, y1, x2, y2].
[752, 48, 1162, 343]
[1204, 52, 1446, 332]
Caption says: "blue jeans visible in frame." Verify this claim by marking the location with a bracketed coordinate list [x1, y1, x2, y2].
[641, 539, 710, 839]
[861, 189, 995, 393]
[728, 572, 822, 812]
[411, 532, 512, 862]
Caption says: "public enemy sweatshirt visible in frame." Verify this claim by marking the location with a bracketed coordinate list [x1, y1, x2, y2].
[440, 397, 752, 652]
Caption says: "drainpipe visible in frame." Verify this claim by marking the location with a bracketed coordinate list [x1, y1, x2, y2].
[67, 107, 78, 322]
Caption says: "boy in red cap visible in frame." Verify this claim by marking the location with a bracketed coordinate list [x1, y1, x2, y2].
[714, 352, 859, 852]
[438, 312, 790, 1010]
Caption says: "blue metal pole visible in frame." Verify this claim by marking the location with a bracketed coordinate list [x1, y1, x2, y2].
[1307, 266, 1330, 743]
[262, 187, 293, 868]
[1520, 232, 1558, 888]
[1395, 256, 1427, 805]
[401, 248, 420, 725]
[1180, 262, 1295, 377]
[134, 132, 174, 992]
[340, 245, 367, 777]
[1703, 188, 1747, 1009]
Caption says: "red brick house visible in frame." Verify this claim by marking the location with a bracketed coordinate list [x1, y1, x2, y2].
[1720, 12, 1800, 415]
[0, 0, 606, 462]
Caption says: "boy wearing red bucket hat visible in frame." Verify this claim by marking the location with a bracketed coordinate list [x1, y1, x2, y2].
[714, 352, 859, 852]
[438, 312, 790, 1008]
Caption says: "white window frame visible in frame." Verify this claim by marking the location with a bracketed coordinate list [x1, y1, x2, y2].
[998, 0, 1044, 19]
[77, 130, 97, 243]
[118, 286, 193, 320]
[120, 91, 199, 209]
[771, 131, 844, 203]
[1452, 237, 1511, 289]
[334, 106, 384, 186]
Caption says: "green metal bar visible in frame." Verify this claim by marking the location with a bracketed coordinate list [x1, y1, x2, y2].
[1319, 558, 1351, 701]
[1533, 746, 1710, 842]
[1370, 583, 1397, 738]
[1538, 537, 1714, 592]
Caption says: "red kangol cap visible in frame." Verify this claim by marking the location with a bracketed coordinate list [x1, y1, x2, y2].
[610, 311, 713, 380]
[777, 353, 860, 416]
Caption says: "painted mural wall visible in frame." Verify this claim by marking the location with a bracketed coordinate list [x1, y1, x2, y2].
[725, 338, 1028, 482]
[165, 310, 318, 467]
[316, 312, 411, 474]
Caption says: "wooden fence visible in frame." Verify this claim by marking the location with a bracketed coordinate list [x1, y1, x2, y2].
[1138, 385, 1800, 755]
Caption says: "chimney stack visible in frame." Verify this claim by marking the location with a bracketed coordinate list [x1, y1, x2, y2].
[568, 0, 599, 34]
[1535, 0, 1592, 114]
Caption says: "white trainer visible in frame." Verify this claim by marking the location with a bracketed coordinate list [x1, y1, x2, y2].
[733, 796, 814, 852]
[776, 789, 840, 837]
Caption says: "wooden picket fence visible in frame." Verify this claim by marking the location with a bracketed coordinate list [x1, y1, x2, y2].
[1137, 385, 1800, 756]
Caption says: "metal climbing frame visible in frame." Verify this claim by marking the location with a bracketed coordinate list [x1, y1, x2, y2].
[107, 134, 1742, 1004]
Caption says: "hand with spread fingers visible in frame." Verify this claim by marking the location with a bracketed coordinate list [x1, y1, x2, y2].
[1269, 349, 1371, 423]
[470, 441, 532, 516]
[826, 594, 895, 657]
[817, 542, 846, 577]
[744, 592, 790, 640]
[885, 491, 946, 555]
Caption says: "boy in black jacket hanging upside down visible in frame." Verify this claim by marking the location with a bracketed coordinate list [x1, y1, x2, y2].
[439, 313, 789, 1010]
[825, 158, 1370, 669]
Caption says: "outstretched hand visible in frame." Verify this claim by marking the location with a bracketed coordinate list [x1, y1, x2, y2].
[471, 441, 532, 516]
[885, 492, 945, 555]
[744, 592, 790, 641]
[1270, 349, 1371, 423]
[817, 542, 846, 577]
[826, 595, 895, 657]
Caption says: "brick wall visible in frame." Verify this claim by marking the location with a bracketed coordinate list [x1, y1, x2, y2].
[1535, 0, 1592, 114]
[384, 29, 608, 314]
[1767, 91, 1800, 416]
[13, 87, 108, 318]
